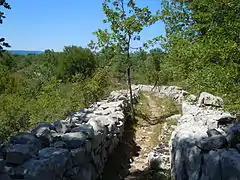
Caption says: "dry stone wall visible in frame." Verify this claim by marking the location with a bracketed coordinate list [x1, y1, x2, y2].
[1, 84, 239, 180]
[0, 86, 141, 180]
[137, 84, 240, 180]
[170, 97, 240, 180]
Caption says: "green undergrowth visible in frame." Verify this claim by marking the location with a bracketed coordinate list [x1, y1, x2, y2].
[135, 92, 180, 148]
[149, 93, 181, 118]
[0, 67, 112, 142]
[134, 93, 150, 124]
[149, 94, 179, 148]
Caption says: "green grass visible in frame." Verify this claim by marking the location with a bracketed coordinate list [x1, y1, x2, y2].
[149, 93, 181, 118]
[135, 92, 180, 148]
[147, 93, 179, 148]
[134, 92, 151, 123]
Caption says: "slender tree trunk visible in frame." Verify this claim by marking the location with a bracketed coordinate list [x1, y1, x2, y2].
[126, 33, 134, 120]
[151, 74, 159, 91]
[127, 66, 135, 120]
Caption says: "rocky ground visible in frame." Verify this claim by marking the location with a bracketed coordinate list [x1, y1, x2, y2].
[100, 92, 179, 180]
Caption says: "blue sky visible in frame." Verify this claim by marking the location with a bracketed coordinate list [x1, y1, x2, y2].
[1, 0, 165, 51]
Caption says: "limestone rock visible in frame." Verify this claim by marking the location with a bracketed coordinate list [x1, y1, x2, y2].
[226, 124, 240, 148]
[148, 145, 170, 170]
[99, 101, 123, 110]
[71, 124, 94, 139]
[197, 135, 227, 151]
[51, 141, 66, 148]
[0, 173, 11, 180]
[21, 147, 70, 180]
[236, 143, 240, 152]
[91, 132, 104, 149]
[71, 108, 88, 122]
[166, 114, 181, 121]
[181, 102, 200, 116]
[61, 132, 87, 149]
[10, 132, 39, 146]
[185, 94, 197, 103]
[31, 122, 56, 134]
[52, 120, 69, 134]
[87, 117, 108, 133]
[206, 129, 222, 137]
[71, 163, 96, 180]
[140, 85, 154, 92]
[131, 85, 240, 180]
[197, 92, 223, 107]
[169, 88, 240, 180]
[0, 144, 6, 159]
[220, 149, 240, 179]
[6, 144, 33, 165]
[216, 116, 236, 127]
[200, 148, 240, 179]
[0, 158, 5, 172]
[159, 86, 188, 103]
[32, 125, 53, 148]
[199, 150, 222, 180]
[71, 147, 88, 166]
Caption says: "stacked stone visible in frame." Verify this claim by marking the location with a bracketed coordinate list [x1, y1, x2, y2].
[0, 86, 141, 180]
[136, 84, 192, 104]
[170, 92, 240, 180]
[137, 84, 240, 180]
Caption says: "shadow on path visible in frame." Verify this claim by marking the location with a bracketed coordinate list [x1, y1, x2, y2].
[135, 109, 169, 126]
[99, 114, 170, 180]
[99, 114, 140, 180]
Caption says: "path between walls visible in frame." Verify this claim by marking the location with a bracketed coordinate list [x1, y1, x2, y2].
[3, 84, 237, 180]
[101, 84, 240, 180]
[126, 94, 161, 174]
[101, 92, 176, 180]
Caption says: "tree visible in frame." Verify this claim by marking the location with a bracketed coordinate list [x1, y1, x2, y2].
[91, 0, 159, 119]
[56, 46, 96, 81]
[159, 0, 240, 111]
[148, 48, 165, 88]
[161, 0, 240, 64]
[0, 0, 11, 52]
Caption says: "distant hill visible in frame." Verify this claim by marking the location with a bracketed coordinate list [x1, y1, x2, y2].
[8, 50, 44, 55]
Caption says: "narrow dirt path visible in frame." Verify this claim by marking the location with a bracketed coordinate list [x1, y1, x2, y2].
[126, 94, 162, 173]
[100, 92, 177, 180]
